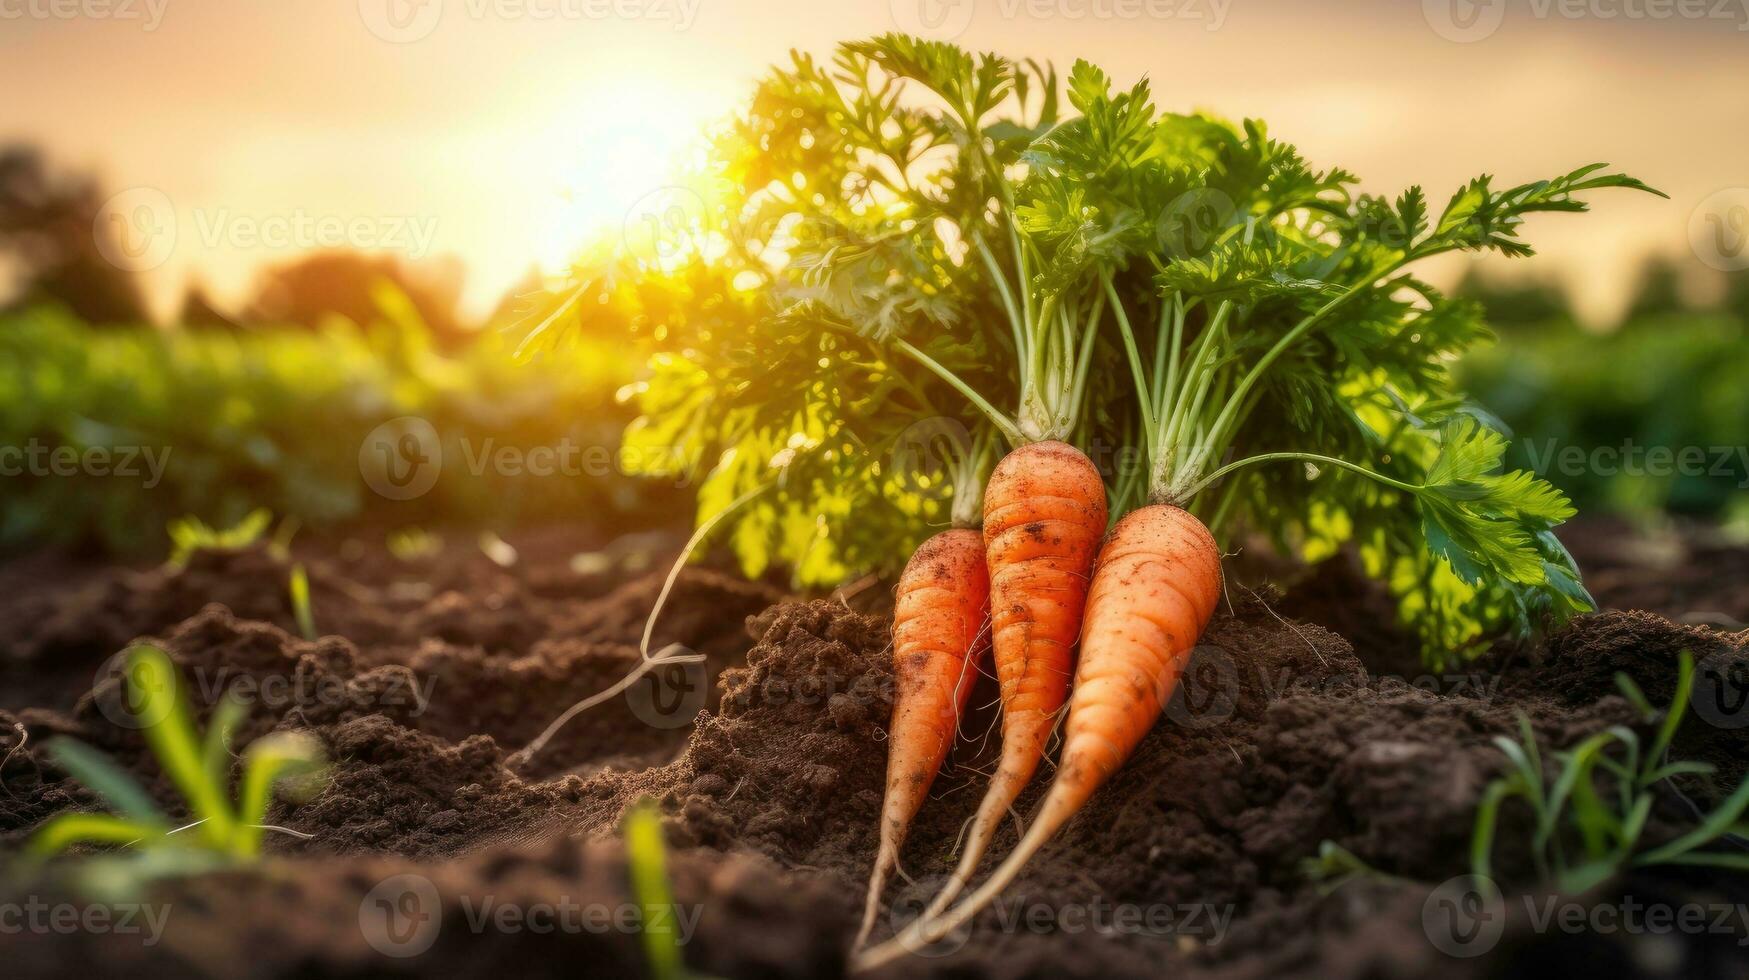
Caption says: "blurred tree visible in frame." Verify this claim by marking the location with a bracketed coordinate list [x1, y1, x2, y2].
[242, 251, 473, 347]
[1453, 267, 1570, 328]
[1724, 270, 1749, 324]
[1623, 255, 1687, 321]
[178, 283, 243, 331]
[0, 146, 152, 324]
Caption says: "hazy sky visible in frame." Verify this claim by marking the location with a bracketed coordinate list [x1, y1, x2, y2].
[3, 0, 1746, 323]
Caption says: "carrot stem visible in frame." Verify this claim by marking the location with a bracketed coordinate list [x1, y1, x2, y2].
[894, 340, 1026, 447]
[1185, 451, 1423, 501]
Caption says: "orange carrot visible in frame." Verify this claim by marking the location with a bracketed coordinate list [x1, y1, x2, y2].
[856, 527, 991, 948]
[915, 440, 1107, 923]
[858, 504, 1220, 969]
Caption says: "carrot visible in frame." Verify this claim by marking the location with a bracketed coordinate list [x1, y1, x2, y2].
[855, 526, 991, 948]
[911, 440, 1107, 924]
[857, 504, 1220, 969]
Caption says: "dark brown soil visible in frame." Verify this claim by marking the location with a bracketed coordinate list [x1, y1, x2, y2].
[1, 521, 1747, 979]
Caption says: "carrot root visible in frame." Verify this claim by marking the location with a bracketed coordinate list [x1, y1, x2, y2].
[855, 527, 990, 949]
[858, 504, 1220, 970]
[904, 441, 1106, 930]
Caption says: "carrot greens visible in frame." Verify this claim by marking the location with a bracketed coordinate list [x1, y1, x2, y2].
[530, 34, 1659, 665]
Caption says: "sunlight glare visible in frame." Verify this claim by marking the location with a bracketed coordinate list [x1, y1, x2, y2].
[525, 77, 716, 275]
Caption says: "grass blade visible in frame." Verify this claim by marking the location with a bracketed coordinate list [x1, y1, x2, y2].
[202, 694, 246, 790]
[235, 732, 326, 855]
[624, 800, 687, 980]
[1637, 775, 1749, 865]
[43, 737, 165, 827]
[28, 813, 163, 856]
[129, 646, 237, 847]
[289, 563, 317, 641]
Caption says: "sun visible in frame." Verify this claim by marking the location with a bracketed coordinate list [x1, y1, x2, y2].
[522, 78, 718, 275]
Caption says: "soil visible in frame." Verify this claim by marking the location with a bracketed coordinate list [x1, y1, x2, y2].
[0, 517, 1746, 979]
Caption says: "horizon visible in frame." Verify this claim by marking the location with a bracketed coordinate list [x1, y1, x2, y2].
[4, 1, 1747, 326]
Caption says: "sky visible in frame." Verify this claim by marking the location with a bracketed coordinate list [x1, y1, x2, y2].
[2, 0, 1746, 324]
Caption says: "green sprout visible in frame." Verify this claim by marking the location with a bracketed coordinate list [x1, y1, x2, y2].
[386, 526, 443, 562]
[624, 800, 689, 980]
[29, 645, 328, 863]
[1472, 652, 1749, 893]
[166, 508, 273, 569]
[289, 563, 317, 641]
